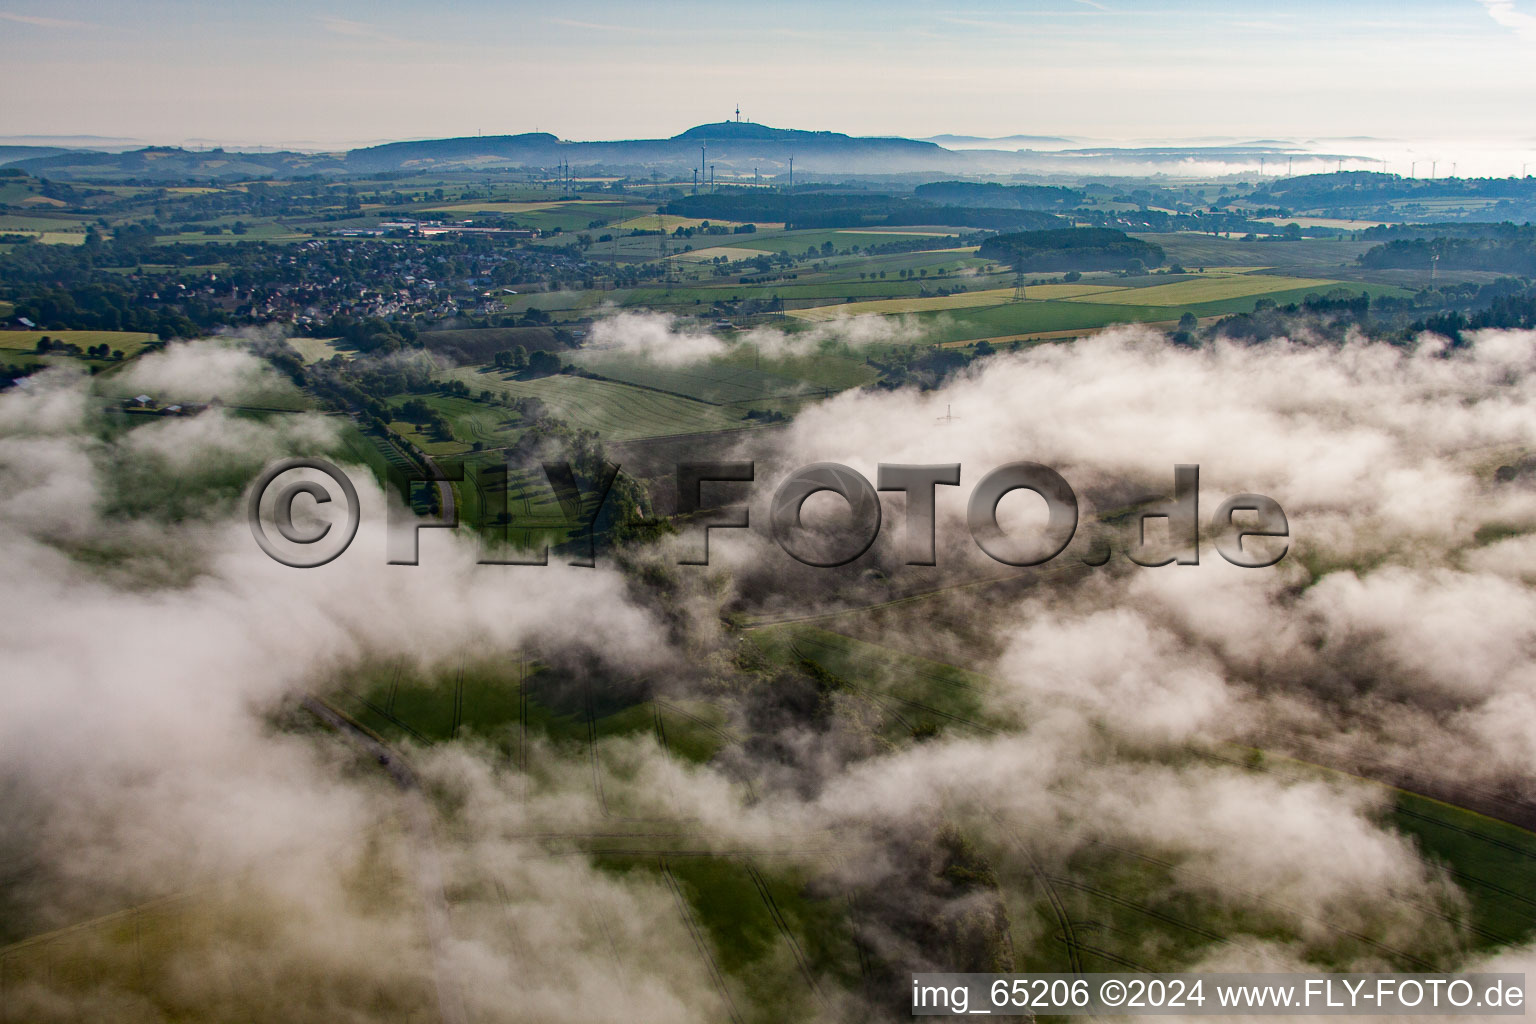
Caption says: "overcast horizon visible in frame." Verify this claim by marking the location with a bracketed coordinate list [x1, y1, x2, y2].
[4, 0, 1536, 150]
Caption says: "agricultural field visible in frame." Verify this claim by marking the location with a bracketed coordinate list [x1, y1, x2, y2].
[668, 245, 769, 263]
[0, 330, 157, 358]
[418, 198, 653, 234]
[385, 393, 517, 457]
[1256, 216, 1391, 230]
[418, 199, 628, 216]
[1134, 232, 1376, 271]
[714, 345, 880, 390]
[905, 283, 1417, 345]
[442, 450, 576, 546]
[152, 221, 312, 245]
[9, 624, 1534, 1021]
[333, 422, 415, 497]
[0, 213, 95, 233]
[787, 286, 1018, 321]
[1067, 271, 1340, 307]
[570, 349, 813, 405]
[284, 335, 353, 364]
[10, 27, 1536, 1024]
[437, 366, 750, 440]
[908, 298, 1172, 344]
[729, 228, 962, 253]
[611, 216, 757, 233]
[1014, 281, 1128, 299]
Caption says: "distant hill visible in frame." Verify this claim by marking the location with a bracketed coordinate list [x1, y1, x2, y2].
[341, 133, 563, 173]
[0, 124, 1400, 182]
[343, 121, 962, 176]
[9, 145, 346, 181]
[11, 122, 976, 180]
[0, 146, 77, 168]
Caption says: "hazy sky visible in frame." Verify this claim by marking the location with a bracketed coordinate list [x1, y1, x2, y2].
[3, 0, 1536, 148]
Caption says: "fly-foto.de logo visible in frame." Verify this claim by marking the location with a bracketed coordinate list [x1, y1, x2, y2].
[249, 458, 1287, 570]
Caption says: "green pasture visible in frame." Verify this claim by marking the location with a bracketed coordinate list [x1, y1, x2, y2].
[437, 367, 748, 440]
[570, 349, 809, 406]
[715, 346, 879, 390]
[285, 336, 353, 364]
[729, 229, 963, 253]
[0, 330, 156, 357]
[1070, 272, 1340, 307]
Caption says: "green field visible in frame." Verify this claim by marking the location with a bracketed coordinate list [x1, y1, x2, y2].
[416, 198, 654, 234]
[729, 228, 963, 253]
[385, 392, 518, 457]
[788, 286, 1017, 320]
[285, 335, 352, 364]
[438, 366, 749, 440]
[9, 614, 1536, 1017]
[571, 349, 813, 405]
[1069, 272, 1340, 307]
[750, 625, 999, 741]
[0, 330, 157, 357]
[333, 422, 416, 503]
[743, 272, 1008, 302]
[444, 451, 575, 546]
[325, 657, 853, 1021]
[153, 222, 312, 245]
[716, 346, 880, 390]
[905, 278, 1413, 344]
[911, 298, 1172, 344]
[0, 213, 94, 233]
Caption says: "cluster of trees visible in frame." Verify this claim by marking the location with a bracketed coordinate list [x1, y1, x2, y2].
[1410, 287, 1536, 344]
[869, 336, 1012, 391]
[1358, 228, 1536, 276]
[1360, 221, 1532, 242]
[302, 348, 438, 429]
[1192, 277, 1536, 349]
[32, 336, 124, 360]
[978, 228, 1165, 272]
[1256, 171, 1536, 208]
[0, 364, 35, 388]
[394, 397, 452, 439]
[491, 410, 665, 549]
[328, 315, 418, 354]
[491, 345, 564, 376]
